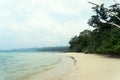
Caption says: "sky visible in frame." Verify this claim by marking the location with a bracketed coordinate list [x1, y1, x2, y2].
[0, 0, 118, 50]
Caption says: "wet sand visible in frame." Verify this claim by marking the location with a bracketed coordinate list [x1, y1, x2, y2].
[23, 53, 120, 80]
[23, 54, 75, 80]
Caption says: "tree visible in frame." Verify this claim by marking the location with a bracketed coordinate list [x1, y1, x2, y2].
[88, 1, 120, 28]
[69, 2, 120, 55]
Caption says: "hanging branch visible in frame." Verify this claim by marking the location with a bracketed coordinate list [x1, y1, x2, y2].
[108, 22, 120, 28]
[88, 1, 120, 28]
[88, 1, 120, 21]
[113, 0, 117, 3]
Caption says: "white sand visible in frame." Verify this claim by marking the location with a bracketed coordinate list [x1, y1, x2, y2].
[23, 54, 75, 80]
[64, 53, 120, 80]
[23, 53, 120, 80]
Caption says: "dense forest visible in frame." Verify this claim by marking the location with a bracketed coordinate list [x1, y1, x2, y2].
[69, 3, 120, 55]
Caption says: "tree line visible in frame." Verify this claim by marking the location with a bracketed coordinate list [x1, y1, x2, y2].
[69, 2, 120, 55]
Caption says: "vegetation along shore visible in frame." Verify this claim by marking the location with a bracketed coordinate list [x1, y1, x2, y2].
[69, 2, 120, 56]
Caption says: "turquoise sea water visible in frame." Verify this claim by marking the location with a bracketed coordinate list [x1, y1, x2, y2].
[0, 52, 62, 80]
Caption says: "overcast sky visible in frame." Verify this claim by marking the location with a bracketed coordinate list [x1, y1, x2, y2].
[0, 0, 118, 50]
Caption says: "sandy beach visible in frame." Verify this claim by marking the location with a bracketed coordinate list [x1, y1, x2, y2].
[23, 53, 120, 80]
[64, 53, 120, 80]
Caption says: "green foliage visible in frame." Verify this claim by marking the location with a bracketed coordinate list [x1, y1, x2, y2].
[69, 3, 120, 55]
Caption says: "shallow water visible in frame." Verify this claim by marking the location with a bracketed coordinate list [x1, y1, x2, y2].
[0, 52, 62, 80]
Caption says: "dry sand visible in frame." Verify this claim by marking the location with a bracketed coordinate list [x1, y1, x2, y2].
[24, 53, 120, 80]
[64, 53, 120, 80]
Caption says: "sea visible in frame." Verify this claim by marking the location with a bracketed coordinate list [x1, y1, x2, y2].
[0, 52, 64, 80]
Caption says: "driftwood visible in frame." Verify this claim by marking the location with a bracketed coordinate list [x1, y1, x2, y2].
[88, 1, 120, 28]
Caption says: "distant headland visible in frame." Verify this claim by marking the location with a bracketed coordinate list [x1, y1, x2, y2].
[0, 46, 69, 52]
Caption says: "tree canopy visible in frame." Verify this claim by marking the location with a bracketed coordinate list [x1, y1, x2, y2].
[69, 2, 120, 55]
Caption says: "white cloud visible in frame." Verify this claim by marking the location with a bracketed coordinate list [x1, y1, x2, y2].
[0, 0, 113, 49]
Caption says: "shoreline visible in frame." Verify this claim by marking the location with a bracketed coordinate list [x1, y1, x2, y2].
[23, 53, 75, 80]
[21, 52, 120, 80]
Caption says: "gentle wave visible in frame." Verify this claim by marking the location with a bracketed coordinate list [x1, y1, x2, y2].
[0, 52, 62, 80]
